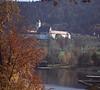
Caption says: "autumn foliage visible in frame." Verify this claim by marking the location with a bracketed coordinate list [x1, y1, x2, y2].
[0, 1, 46, 90]
[0, 1, 20, 32]
[0, 30, 45, 90]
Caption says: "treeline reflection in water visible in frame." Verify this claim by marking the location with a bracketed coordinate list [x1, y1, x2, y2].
[37, 69, 85, 89]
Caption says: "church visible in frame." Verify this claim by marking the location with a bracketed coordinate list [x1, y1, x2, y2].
[35, 20, 71, 40]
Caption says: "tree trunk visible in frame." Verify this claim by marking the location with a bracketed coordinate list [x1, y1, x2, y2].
[0, 48, 2, 65]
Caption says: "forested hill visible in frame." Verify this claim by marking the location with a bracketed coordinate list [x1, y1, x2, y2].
[18, 0, 100, 35]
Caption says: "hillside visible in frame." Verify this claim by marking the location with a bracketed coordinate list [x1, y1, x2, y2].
[18, 0, 100, 35]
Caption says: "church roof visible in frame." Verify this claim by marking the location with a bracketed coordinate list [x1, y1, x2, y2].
[37, 25, 50, 33]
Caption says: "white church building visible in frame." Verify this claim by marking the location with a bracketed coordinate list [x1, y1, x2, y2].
[49, 27, 71, 39]
[28, 20, 71, 40]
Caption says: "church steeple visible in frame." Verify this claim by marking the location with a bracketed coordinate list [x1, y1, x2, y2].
[36, 19, 42, 30]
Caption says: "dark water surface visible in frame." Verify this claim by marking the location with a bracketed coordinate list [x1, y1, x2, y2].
[37, 68, 86, 89]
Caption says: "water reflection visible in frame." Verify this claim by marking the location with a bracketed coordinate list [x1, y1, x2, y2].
[37, 69, 84, 88]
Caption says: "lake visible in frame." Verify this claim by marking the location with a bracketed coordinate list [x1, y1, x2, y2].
[37, 68, 87, 90]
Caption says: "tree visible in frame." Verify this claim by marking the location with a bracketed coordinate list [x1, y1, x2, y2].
[0, 1, 45, 89]
[91, 52, 100, 66]
[0, 30, 45, 90]
[0, 0, 20, 32]
[0, 0, 20, 65]
[41, 0, 91, 6]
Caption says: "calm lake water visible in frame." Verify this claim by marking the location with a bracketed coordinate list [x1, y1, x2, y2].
[37, 68, 86, 89]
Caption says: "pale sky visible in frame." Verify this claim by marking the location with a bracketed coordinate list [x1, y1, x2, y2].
[17, 0, 41, 2]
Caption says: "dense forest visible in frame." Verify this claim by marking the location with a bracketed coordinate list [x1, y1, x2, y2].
[18, 0, 100, 35]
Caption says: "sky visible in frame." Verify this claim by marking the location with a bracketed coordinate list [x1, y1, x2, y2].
[17, 0, 41, 2]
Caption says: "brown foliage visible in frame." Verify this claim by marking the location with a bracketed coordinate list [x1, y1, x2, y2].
[58, 51, 72, 64]
[0, 1, 45, 89]
[0, 0, 20, 32]
[0, 30, 45, 90]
